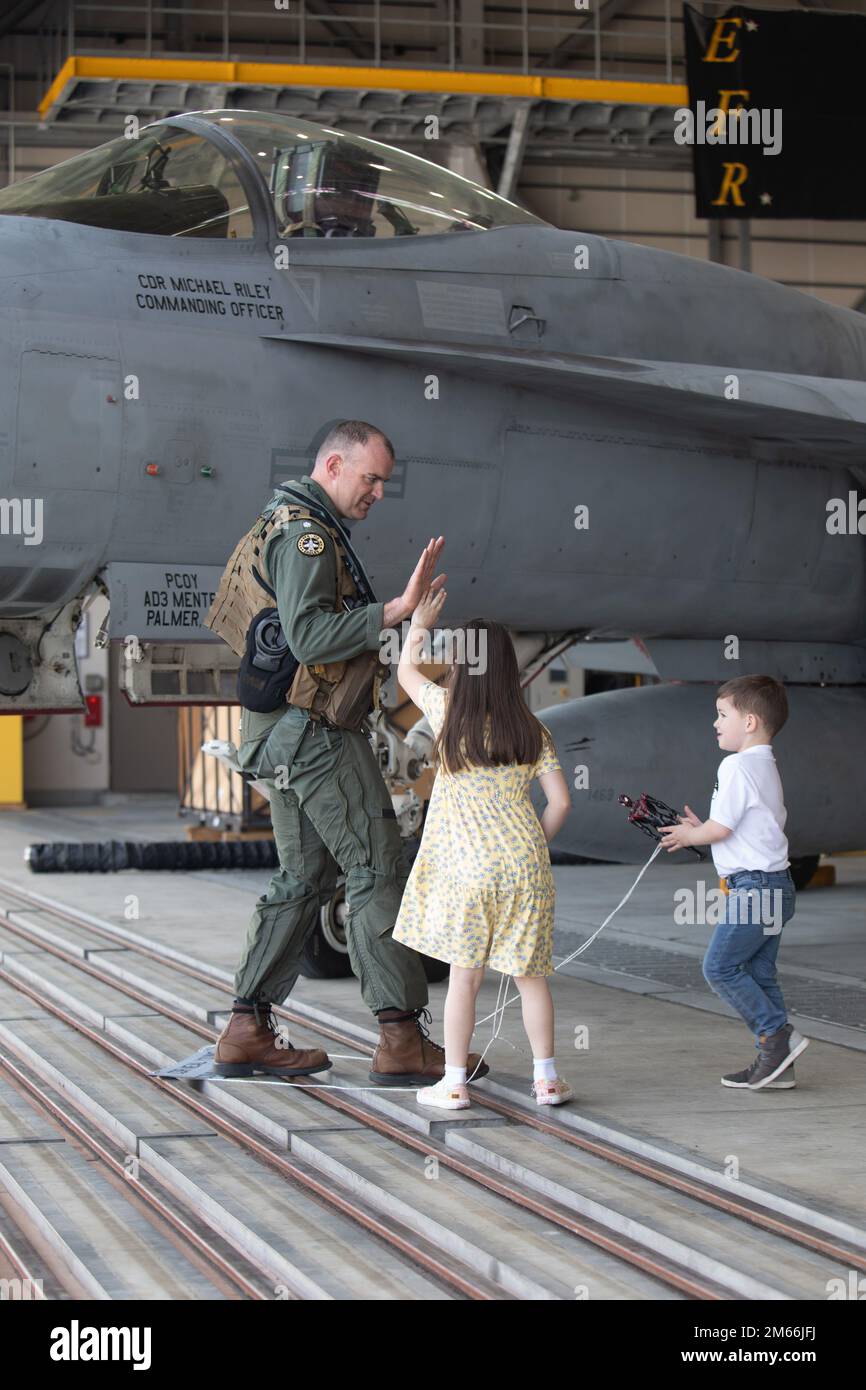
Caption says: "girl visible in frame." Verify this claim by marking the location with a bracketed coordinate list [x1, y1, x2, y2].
[393, 587, 573, 1110]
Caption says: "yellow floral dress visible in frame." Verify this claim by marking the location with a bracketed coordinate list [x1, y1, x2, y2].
[393, 680, 562, 975]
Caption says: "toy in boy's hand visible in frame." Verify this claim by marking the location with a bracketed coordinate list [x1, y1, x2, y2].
[619, 792, 705, 859]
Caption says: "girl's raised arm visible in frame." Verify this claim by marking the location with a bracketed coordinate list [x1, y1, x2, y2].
[397, 586, 446, 705]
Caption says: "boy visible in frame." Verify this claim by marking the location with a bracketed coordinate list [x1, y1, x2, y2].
[659, 674, 809, 1090]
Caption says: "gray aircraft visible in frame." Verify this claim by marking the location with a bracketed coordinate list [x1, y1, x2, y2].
[0, 108, 864, 887]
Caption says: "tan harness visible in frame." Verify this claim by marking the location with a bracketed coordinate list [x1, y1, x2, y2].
[205, 499, 385, 731]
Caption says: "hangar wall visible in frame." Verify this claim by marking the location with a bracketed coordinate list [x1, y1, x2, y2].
[0, 0, 863, 309]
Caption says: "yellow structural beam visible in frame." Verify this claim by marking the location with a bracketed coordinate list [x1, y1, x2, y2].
[39, 55, 687, 119]
[0, 715, 24, 808]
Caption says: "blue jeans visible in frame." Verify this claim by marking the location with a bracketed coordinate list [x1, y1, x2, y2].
[702, 869, 796, 1042]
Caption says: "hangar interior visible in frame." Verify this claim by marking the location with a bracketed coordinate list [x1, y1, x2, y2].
[2, 0, 863, 805]
[0, 0, 864, 1314]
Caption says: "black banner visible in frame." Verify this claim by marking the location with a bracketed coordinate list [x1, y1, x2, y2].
[682, 4, 866, 219]
[13, 1298, 866, 1371]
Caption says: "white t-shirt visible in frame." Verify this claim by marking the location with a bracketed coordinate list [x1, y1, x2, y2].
[709, 744, 789, 876]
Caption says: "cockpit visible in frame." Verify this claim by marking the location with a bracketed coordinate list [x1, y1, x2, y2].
[0, 110, 545, 240]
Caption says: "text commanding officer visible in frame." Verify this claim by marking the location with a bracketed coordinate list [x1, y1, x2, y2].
[206, 420, 489, 1085]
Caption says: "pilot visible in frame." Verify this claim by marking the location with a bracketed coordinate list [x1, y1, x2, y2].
[206, 420, 489, 1086]
[312, 180, 376, 237]
[283, 143, 381, 238]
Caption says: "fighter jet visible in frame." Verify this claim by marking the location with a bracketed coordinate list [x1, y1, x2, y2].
[0, 108, 864, 878]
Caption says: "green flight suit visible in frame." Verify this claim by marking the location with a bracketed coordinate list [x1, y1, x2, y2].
[232, 475, 428, 1015]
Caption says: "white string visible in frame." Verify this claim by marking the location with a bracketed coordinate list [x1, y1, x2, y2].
[548, 841, 662, 971]
[184, 844, 664, 1096]
[466, 842, 662, 1081]
[213, 967, 520, 1092]
[314, 1052, 371, 1060]
[213, 1078, 422, 1092]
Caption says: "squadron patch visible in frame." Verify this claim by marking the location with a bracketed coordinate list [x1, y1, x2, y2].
[297, 533, 325, 556]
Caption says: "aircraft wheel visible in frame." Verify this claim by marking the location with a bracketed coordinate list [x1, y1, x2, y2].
[299, 880, 452, 983]
[789, 855, 821, 891]
[421, 955, 450, 983]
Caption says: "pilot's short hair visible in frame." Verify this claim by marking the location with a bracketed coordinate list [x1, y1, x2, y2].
[316, 420, 395, 465]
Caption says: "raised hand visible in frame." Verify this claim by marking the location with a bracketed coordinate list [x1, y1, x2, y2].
[401, 536, 445, 617]
[411, 585, 446, 631]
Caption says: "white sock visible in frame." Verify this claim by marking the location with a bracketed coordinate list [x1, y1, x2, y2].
[533, 1057, 557, 1082]
[444, 1064, 467, 1086]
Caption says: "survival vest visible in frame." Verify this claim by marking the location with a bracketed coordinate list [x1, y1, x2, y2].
[205, 488, 387, 732]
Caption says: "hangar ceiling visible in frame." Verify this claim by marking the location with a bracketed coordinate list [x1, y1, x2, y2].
[0, 1, 863, 305]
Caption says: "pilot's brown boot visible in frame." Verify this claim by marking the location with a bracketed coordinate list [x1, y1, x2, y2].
[214, 1003, 331, 1078]
[369, 1007, 489, 1086]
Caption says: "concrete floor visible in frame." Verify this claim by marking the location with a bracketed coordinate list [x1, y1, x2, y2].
[1, 795, 864, 1226]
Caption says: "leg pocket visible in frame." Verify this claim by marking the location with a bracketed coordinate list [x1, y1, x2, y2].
[268, 787, 304, 880]
[369, 812, 405, 936]
[345, 862, 405, 940]
[258, 710, 310, 781]
[369, 809, 403, 879]
[340, 813, 404, 939]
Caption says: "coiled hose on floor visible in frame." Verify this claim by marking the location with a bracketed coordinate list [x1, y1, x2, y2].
[25, 840, 280, 873]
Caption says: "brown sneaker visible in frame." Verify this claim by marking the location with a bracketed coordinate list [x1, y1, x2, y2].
[369, 1008, 489, 1086]
[214, 1004, 331, 1078]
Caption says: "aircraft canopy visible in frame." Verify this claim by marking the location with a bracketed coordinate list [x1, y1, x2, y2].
[0, 110, 546, 239]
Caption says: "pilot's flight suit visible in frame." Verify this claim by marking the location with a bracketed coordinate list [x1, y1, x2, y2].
[228, 476, 428, 1016]
[207, 472, 489, 1085]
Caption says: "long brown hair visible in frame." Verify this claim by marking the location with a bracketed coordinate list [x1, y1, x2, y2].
[432, 619, 544, 774]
